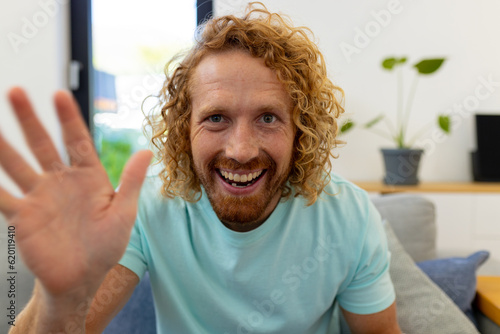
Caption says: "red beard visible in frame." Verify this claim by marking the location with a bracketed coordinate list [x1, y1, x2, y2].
[195, 152, 292, 229]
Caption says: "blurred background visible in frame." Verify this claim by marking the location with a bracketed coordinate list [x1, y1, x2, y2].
[1, 0, 500, 190]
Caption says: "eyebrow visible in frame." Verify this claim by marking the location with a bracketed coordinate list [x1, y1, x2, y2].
[195, 106, 225, 119]
[196, 102, 291, 117]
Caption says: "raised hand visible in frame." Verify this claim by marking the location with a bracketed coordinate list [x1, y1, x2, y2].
[0, 87, 152, 302]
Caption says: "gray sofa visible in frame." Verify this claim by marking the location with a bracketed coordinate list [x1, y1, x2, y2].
[372, 193, 498, 334]
[1, 193, 498, 333]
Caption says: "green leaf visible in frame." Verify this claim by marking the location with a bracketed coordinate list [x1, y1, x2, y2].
[382, 58, 397, 70]
[438, 115, 451, 133]
[364, 115, 385, 128]
[382, 57, 407, 70]
[414, 58, 446, 75]
[340, 120, 355, 134]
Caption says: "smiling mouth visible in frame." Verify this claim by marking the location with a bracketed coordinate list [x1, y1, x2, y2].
[217, 169, 265, 188]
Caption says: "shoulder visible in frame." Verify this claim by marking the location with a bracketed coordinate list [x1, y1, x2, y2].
[317, 173, 374, 214]
[284, 173, 379, 234]
[291, 173, 383, 245]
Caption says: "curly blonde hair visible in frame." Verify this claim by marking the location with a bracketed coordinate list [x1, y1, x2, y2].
[147, 2, 344, 206]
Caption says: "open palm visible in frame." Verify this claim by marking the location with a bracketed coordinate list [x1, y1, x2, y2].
[0, 88, 152, 298]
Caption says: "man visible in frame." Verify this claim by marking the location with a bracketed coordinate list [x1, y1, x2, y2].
[2, 4, 401, 333]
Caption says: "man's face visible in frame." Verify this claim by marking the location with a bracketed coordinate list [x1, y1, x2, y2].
[189, 50, 295, 231]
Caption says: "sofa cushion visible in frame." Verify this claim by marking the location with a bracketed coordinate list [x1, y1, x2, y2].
[104, 272, 156, 334]
[417, 251, 490, 326]
[372, 194, 436, 262]
[384, 221, 479, 333]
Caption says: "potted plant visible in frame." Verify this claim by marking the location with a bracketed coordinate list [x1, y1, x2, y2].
[341, 56, 450, 185]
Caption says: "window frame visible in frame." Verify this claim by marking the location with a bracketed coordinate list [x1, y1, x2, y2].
[69, 0, 213, 127]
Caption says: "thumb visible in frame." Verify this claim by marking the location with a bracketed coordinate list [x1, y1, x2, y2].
[113, 150, 153, 218]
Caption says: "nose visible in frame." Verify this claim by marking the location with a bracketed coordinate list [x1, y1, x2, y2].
[225, 122, 259, 164]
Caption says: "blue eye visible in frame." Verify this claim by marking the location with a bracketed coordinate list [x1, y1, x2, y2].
[262, 114, 275, 123]
[209, 115, 223, 123]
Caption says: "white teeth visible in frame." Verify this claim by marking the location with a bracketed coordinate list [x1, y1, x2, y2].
[220, 170, 263, 185]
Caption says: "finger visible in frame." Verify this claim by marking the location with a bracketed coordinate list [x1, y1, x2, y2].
[0, 185, 22, 220]
[0, 132, 38, 193]
[53, 90, 101, 167]
[112, 150, 153, 221]
[7, 87, 63, 171]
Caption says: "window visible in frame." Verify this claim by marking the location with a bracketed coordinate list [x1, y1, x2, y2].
[70, 0, 212, 186]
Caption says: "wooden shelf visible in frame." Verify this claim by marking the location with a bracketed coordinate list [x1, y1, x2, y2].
[353, 181, 500, 194]
[476, 276, 500, 327]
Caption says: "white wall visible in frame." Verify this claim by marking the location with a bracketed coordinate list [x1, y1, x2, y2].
[215, 0, 500, 182]
[0, 2, 68, 326]
[0, 0, 69, 195]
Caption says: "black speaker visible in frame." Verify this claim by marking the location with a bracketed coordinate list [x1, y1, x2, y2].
[471, 114, 500, 181]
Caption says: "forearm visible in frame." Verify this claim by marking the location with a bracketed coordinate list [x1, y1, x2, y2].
[9, 281, 92, 334]
[342, 302, 402, 334]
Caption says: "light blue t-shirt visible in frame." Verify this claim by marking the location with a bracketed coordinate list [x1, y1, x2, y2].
[119, 173, 395, 333]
